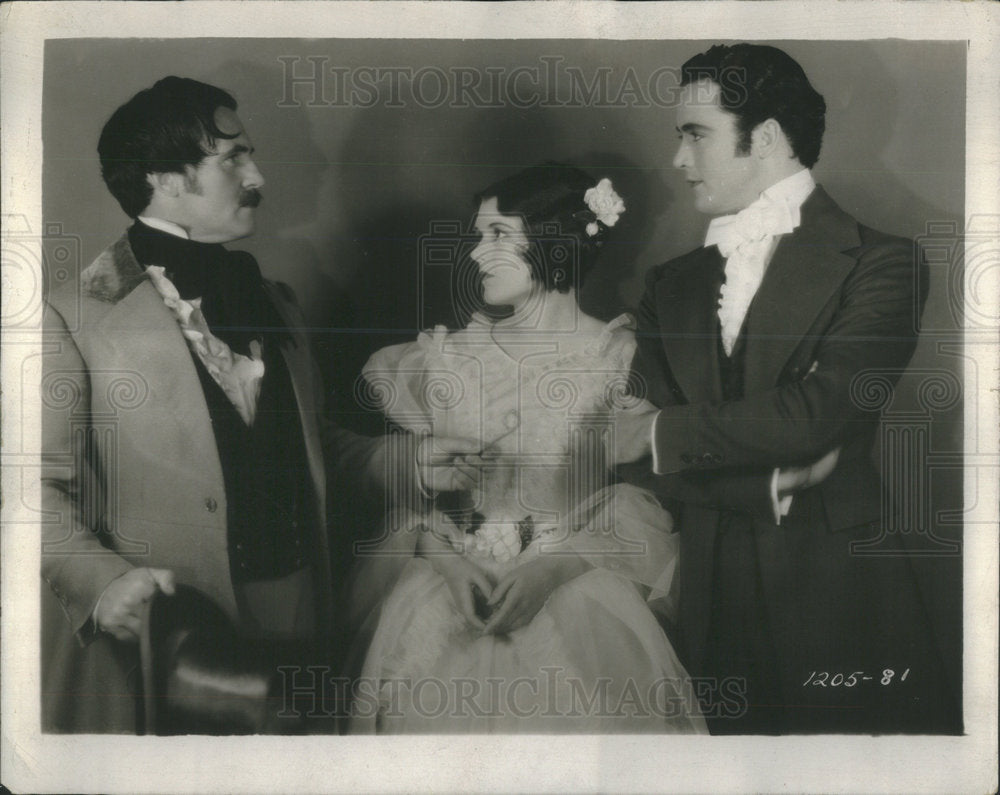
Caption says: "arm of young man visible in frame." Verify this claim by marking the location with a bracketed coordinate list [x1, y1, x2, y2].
[620, 233, 924, 519]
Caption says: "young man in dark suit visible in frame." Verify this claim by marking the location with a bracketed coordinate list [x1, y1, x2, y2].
[617, 44, 959, 734]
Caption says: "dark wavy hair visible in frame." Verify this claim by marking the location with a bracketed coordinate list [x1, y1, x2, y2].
[97, 77, 239, 218]
[474, 163, 614, 295]
[681, 44, 826, 168]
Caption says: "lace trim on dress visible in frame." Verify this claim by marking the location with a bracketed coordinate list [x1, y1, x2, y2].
[413, 312, 636, 378]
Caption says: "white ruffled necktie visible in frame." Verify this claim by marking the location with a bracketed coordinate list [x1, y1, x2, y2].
[146, 265, 265, 426]
[705, 195, 798, 356]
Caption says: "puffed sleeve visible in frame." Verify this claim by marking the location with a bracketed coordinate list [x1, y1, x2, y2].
[359, 326, 451, 432]
[597, 315, 640, 411]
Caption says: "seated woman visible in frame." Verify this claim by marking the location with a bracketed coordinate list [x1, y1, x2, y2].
[346, 164, 706, 733]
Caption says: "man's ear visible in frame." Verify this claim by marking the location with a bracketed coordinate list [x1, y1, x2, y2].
[751, 118, 786, 159]
[146, 171, 185, 199]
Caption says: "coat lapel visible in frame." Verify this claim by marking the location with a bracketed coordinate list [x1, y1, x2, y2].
[743, 187, 861, 394]
[656, 248, 724, 403]
[264, 286, 332, 635]
[82, 236, 327, 522]
[265, 286, 327, 521]
[83, 236, 225, 490]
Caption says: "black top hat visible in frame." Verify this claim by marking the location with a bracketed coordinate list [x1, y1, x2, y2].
[140, 585, 318, 734]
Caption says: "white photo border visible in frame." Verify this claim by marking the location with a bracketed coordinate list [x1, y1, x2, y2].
[2, 2, 997, 793]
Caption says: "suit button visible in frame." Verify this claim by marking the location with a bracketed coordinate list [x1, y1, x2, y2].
[205, 497, 218, 513]
[235, 542, 244, 552]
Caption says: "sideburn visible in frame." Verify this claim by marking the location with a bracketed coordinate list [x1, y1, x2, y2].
[182, 167, 203, 196]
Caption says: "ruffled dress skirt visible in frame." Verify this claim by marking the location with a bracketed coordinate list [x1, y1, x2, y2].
[348, 486, 707, 734]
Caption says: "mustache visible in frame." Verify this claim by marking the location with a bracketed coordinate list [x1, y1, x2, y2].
[239, 189, 262, 208]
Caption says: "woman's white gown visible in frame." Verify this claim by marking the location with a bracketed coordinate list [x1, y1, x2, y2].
[348, 313, 707, 733]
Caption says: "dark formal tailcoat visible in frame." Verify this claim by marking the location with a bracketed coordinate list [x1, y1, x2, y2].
[624, 187, 959, 732]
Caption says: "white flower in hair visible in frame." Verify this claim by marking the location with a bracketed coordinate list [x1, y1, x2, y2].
[584, 178, 626, 236]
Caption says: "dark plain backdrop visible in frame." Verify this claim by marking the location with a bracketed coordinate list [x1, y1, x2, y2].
[43, 38, 965, 716]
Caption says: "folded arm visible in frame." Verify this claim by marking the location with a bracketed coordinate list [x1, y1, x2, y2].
[621, 235, 923, 518]
[652, 238, 921, 471]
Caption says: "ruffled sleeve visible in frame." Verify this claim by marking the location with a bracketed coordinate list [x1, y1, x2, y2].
[360, 326, 452, 433]
[593, 313, 638, 375]
[578, 313, 641, 413]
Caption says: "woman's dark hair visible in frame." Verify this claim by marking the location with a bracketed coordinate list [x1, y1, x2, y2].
[681, 44, 826, 168]
[474, 162, 614, 295]
[97, 76, 239, 217]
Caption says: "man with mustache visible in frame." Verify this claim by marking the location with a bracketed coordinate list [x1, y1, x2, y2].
[41, 77, 477, 732]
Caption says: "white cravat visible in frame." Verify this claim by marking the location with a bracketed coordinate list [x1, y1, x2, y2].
[650, 169, 816, 524]
[705, 169, 816, 356]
